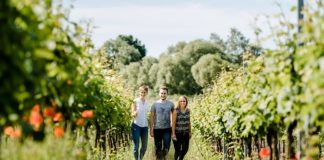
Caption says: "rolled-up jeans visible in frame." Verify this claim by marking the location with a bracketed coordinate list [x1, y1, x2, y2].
[131, 123, 148, 160]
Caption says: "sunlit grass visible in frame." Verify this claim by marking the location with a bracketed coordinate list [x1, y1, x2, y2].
[115, 133, 221, 160]
[1, 129, 221, 160]
[0, 131, 86, 160]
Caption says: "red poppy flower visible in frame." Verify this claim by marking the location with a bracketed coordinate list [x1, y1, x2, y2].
[29, 104, 43, 130]
[32, 104, 40, 112]
[259, 147, 270, 159]
[82, 110, 94, 118]
[43, 107, 55, 117]
[29, 112, 43, 128]
[53, 113, 63, 122]
[76, 118, 85, 126]
[10, 129, 21, 138]
[4, 127, 21, 139]
[4, 126, 14, 136]
[54, 126, 64, 138]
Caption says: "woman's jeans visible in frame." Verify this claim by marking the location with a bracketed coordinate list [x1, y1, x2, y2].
[131, 123, 148, 160]
[172, 132, 190, 160]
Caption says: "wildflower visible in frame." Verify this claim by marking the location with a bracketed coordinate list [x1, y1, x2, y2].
[4, 126, 14, 136]
[259, 147, 270, 159]
[54, 126, 64, 137]
[76, 118, 85, 126]
[32, 104, 40, 112]
[43, 107, 55, 117]
[81, 110, 94, 118]
[4, 126, 21, 139]
[29, 110, 43, 130]
[53, 112, 63, 122]
[10, 129, 21, 138]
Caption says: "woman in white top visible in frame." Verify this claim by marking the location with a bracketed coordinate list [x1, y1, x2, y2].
[131, 85, 149, 160]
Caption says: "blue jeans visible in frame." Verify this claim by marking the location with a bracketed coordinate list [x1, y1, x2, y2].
[131, 123, 148, 160]
[153, 128, 171, 160]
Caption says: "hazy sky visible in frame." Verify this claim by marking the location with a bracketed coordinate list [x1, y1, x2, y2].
[68, 0, 296, 57]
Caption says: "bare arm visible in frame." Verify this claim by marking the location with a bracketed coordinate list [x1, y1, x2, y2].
[150, 111, 155, 137]
[131, 101, 137, 118]
[172, 110, 177, 140]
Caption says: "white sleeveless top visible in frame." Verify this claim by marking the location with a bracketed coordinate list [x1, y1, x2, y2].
[133, 98, 148, 127]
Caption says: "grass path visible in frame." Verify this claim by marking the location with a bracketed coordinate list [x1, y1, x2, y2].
[115, 134, 221, 160]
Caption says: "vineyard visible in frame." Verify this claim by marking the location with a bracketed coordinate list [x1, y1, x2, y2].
[1, 0, 324, 160]
[191, 1, 324, 159]
[0, 0, 132, 159]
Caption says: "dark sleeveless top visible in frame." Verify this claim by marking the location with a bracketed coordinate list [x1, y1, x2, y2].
[175, 108, 190, 133]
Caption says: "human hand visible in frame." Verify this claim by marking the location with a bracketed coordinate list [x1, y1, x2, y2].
[172, 134, 177, 141]
[132, 111, 137, 118]
[150, 129, 154, 137]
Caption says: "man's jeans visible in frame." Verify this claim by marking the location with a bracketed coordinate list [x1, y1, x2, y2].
[153, 128, 171, 160]
[131, 123, 148, 160]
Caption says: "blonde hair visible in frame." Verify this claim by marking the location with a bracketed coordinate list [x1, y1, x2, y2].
[139, 85, 148, 92]
[176, 96, 188, 109]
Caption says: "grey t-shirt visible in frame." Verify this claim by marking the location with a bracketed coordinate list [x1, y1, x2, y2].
[151, 100, 175, 129]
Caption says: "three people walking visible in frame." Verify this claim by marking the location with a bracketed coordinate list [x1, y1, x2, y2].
[131, 86, 191, 160]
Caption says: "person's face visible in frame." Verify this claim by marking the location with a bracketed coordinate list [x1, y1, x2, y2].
[140, 90, 147, 98]
[179, 97, 187, 108]
[159, 89, 168, 100]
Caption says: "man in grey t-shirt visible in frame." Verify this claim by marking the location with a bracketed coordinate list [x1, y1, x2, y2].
[150, 86, 174, 160]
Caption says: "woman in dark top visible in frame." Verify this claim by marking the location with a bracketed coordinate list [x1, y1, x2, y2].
[171, 96, 191, 160]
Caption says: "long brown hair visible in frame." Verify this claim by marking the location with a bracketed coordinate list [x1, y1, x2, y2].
[176, 96, 188, 109]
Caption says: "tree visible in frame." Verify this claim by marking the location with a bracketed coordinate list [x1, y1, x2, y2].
[180, 40, 222, 64]
[225, 28, 250, 55]
[118, 35, 146, 58]
[163, 41, 187, 57]
[101, 35, 146, 69]
[120, 62, 141, 90]
[148, 63, 159, 91]
[191, 54, 236, 87]
[210, 33, 226, 52]
[153, 56, 176, 93]
[154, 40, 222, 94]
[224, 28, 250, 64]
[137, 57, 158, 88]
[120, 56, 158, 91]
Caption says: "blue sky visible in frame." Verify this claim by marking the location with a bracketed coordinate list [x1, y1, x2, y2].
[68, 0, 296, 57]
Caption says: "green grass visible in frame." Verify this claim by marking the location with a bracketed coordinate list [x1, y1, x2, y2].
[0, 132, 87, 160]
[1, 121, 220, 160]
[0, 130, 221, 160]
[115, 133, 221, 160]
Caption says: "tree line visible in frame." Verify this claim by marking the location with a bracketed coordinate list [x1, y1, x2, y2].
[100, 29, 261, 95]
